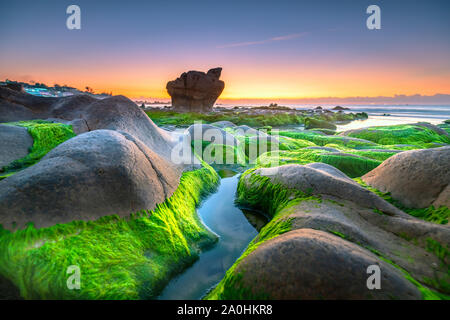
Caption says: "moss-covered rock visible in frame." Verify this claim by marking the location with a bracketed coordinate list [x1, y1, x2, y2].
[340, 124, 450, 147]
[304, 117, 337, 130]
[207, 164, 450, 300]
[0, 120, 76, 179]
[0, 162, 220, 299]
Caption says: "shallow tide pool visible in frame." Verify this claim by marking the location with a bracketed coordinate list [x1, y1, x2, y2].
[158, 173, 263, 300]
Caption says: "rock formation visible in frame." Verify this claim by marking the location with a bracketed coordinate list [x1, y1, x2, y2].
[209, 162, 450, 299]
[0, 86, 190, 230]
[166, 68, 225, 112]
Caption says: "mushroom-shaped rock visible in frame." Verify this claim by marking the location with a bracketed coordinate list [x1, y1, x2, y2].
[166, 68, 225, 112]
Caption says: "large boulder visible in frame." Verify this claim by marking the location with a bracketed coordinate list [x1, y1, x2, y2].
[233, 229, 422, 299]
[166, 68, 225, 112]
[0, 124, 33, 167]
[0, 130, 180, 230]
[362, 146, 450, 208]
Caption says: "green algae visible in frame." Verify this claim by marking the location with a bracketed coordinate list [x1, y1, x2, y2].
[0, 120, 76, 180]
[0, 162, 220, 299]
[146, 109, 367, 128]
[146, 110, 305, 127]
[278, 130, 376, 148]
[344, 124, 450, 147]
[256, 149, 381, 178]
[191, 139, 247, 166]
[304, 117, 336, 130]
[355, 178, 449, 225]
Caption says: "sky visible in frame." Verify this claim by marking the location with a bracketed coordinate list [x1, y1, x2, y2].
[1, 0, 450, 103]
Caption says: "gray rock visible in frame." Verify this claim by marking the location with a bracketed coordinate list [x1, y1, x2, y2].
[186, 123, 239, 147]
[45, 118, 89, 135]
[234, 229, 422, 299]
[0, 130, 180, 230]
[0, 124, 33, 167]
[362, 146, 450, 208]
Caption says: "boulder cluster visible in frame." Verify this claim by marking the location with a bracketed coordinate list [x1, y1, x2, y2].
[0, 86, 187, 230]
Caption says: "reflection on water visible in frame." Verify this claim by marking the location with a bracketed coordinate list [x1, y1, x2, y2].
[158, 174, 262, 300]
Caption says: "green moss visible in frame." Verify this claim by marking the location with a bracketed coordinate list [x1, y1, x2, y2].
[191, 139, 247, 166]
[345, 124, 450, 147]
[1, 120, 76, 179]
[278, 131, 376, 149]
[344, 150, 398, 162]
[145, 109, 368, 128]
[0, 162, 220, 299]
[355, 178, 449, 225]
[257, 149, 381, 178]
[146, 110, 305, 127]
[304, 117, 336, 130]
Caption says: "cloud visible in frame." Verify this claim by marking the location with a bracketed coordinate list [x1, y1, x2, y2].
[217, 32, 308, 49]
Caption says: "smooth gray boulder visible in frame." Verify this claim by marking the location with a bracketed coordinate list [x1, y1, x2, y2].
[0, 130, 180, 230]
[0, 124, 33, 167]
[362, 146, 450, 208]
[233, 229, 422, 299]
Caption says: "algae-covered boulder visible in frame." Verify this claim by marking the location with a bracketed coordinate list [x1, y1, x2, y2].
[339, 123, 450, 146]
[230, 229, 421, 299]
[0, 130, 180, 230]
[209, 163, 450, 300]
[362, 146, 450, 208]
[246, 164, 405, 216]
[0, 124, 33, 167]
[304, 117, 337, 131]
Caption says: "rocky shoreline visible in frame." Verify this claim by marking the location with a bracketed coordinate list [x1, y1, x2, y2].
[0, 86, 449, 300]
